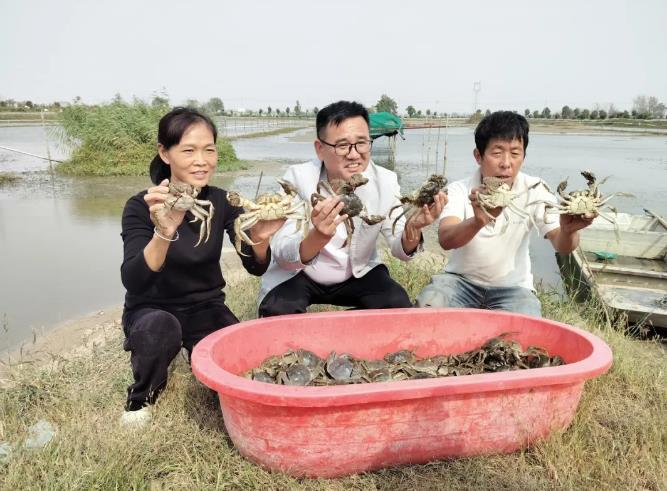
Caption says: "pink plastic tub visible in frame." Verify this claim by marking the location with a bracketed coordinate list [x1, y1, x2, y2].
[192, 308, 612, 477]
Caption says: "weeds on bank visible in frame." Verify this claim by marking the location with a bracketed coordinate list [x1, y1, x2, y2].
[0, 255, 665, 489]
[54, 100, 241, 177]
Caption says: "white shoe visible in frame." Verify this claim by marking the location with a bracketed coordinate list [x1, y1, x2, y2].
[120, 406, 152, 428]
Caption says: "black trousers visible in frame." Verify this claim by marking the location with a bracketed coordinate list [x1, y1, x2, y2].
[122, 296, 238, 411]
[258, 264, 412, 317]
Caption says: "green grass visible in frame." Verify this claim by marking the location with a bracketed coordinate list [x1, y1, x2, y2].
[54, 101, 242, 177]
[0, 254, 665, 489]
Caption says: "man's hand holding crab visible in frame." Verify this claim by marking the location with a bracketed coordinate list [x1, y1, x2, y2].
[559, 213, 595, 235]
[469, 185, 501, 227]
[299, 196, 347, 264]
[401, 191, 448, 250]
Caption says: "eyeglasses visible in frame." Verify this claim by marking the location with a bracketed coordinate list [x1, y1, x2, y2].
[319, 138, 373, 156]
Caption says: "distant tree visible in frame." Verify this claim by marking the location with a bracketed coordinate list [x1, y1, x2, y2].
[553, 113, 561, 119]
[633, 96, 649, 115]
[294, 100, 302, 116]
[185, 99, 199, 109]
[580, 109, 590, 119]
[259, 108, 263, 116]
[485, 109, 491, 117]
[73, 96, 82, 105]
[25, 100, 34, 109]
[406, 105, 417, 117]
[561, 105, 573, 119]
[620, 110, 630, 118]
[524, 108, 531, 118]
[590, 110, 599, 120]
[267, 106, 272, 115]
[276, 108, 281, 115]
[375, 94, 398, 115]
[541, 107, 551, 119]
[433, 111, 438, 117]
[533, 110, 540, 118]
[598, 109, 607, 119]
[313, 106, 319, 115]
[573, 108, 581, 118]
[205, 97, 225, 115]
[52, 101, 61, 110]
[417, 110, 422, 117]
[426, 109, 431, 116]
[285, 107, 290, 116]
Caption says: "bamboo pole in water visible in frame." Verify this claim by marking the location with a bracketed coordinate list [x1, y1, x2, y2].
[0, 145, 64, 163]
[41, 109, 55, 175]
[443, 114, 449, 177]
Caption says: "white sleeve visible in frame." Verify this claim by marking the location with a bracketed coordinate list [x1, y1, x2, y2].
[269, 166, 317, 270]
[438, 181, 467, 221]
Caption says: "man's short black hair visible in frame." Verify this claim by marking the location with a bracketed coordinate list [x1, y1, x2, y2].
[316, 101, 369, 139]
[474, 111, 529, 155]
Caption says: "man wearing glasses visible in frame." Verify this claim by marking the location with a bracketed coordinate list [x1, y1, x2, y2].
[258, 100, 447, 316]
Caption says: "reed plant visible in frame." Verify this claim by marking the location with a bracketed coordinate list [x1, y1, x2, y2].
[55, 99, 242, 176]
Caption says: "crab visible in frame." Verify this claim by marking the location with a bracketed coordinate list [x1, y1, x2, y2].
[388, 174, 448, 236]
[227, 179, 309, 256]
[159, 182, 214, 247]
[529, 171, 633, 239]
[310, 173, 385, 247]
[476, 176, 542, 233]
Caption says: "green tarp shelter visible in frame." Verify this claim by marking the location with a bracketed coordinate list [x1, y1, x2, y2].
[369, 112, 404, 140]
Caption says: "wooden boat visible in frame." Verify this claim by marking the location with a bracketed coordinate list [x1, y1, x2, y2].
[557, 209, 667, 330]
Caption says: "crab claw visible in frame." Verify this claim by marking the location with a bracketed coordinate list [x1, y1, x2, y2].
[227, 191, 242, 207]
[276, 178, 298, 197]
[580, 171, 596, 187]
[556, 179, 568, 196]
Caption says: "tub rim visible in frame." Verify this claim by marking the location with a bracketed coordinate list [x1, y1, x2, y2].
[191, 308, 613, 407]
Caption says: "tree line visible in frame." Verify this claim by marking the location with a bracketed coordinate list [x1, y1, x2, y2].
[2, 93, 665, 120]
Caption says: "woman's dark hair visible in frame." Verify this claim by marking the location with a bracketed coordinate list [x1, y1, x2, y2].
[149, 107, 218, 184]
[316, 101, 369, 139]
[474, 111, 529, 156]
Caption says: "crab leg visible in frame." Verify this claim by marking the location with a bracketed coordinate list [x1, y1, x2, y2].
[390, 207, 409, 235]
[341, 220, 354, 248]
[508, 202, 539, 232]
[189, 207, 210, 246]
[598, 192, 634, 207]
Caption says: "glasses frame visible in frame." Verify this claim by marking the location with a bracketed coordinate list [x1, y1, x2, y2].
[318, 137, 373, 156]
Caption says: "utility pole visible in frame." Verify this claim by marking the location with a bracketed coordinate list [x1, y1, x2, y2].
[473, 81, 481, 114]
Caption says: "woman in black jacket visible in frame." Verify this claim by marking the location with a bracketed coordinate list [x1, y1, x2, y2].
[120, 107, 283, 426]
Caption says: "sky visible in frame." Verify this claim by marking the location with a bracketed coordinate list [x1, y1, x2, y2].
[1, 0, 666, 114]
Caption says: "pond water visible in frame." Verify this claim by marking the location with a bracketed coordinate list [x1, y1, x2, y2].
[1, 124, 665, 351]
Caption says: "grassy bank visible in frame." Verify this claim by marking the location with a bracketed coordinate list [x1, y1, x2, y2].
[0, 255, 665, 489]
[55, 101, 242, 177]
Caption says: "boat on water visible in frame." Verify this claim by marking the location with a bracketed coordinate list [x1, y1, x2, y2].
[556, 209, 667, 330]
